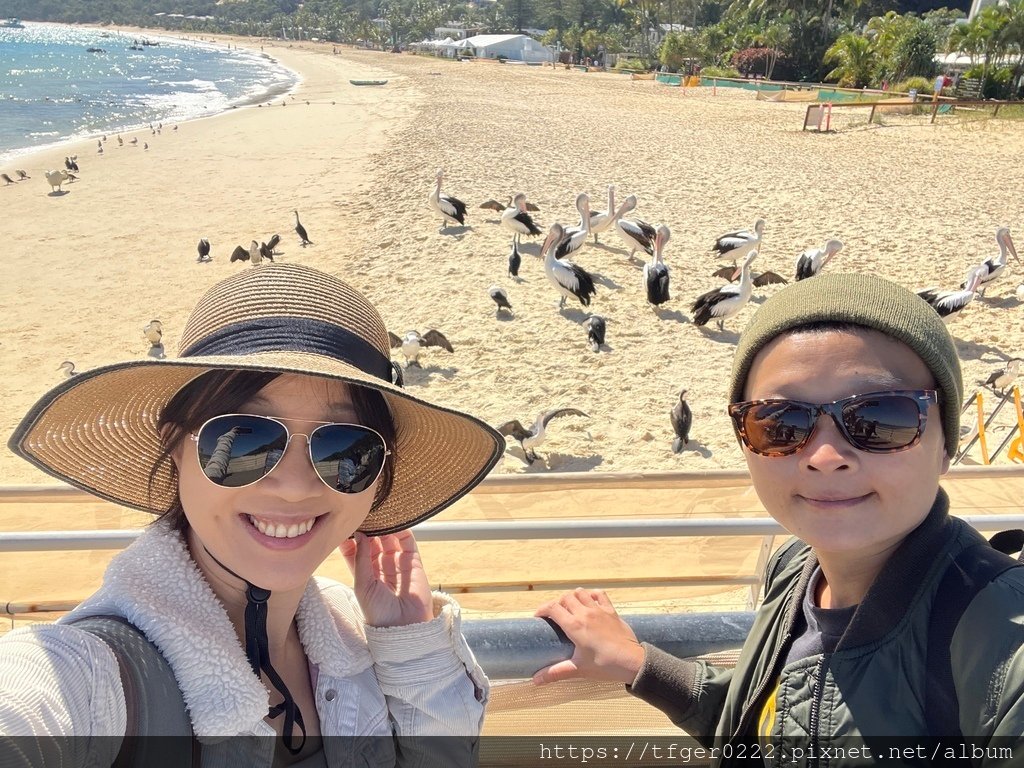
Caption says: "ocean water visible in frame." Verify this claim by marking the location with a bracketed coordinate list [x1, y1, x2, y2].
[0, 22, 298, 161]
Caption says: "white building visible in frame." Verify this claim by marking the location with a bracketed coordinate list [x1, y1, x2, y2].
[463, 33, 553, 63]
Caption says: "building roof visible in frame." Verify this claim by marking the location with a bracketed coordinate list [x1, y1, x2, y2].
[464, 34, 535, 47]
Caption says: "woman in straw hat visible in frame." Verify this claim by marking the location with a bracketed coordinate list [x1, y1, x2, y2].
[0, 264, 505, 765]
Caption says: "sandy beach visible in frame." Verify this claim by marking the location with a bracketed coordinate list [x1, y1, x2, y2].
[2, 37, 1022, 489]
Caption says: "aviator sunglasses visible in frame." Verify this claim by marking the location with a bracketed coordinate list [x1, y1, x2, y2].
[190, 414, 390, 493]
[727, 390, 938, 457]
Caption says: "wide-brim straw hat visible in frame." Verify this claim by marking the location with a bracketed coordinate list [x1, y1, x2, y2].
[9, 263, 505, 535]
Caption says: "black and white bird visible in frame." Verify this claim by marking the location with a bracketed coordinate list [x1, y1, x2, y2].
[917, 266, 985, 323]
[795, 239, 843, 281]
[542, 223, 597, 309]
[966, 227, 1018, 291]
[143, 320, 163, 347]
[500, 193, 542, 245]
[64, 156, 79, 172]
[981, 358, 1022, 395]
[643, 225, 671, 307]
[428, 168, 468, 231]
[713, 265, 788, 288]
[497, 408, 589, 465]
[671, 389, 692, 454]
[388, 329, 454, 367]
[588, 185, 618, 244]
[489, 285, 513, 317]
[117, 135, 124, 146]
[264, 233, 281, 254]
[481, 196, 539, 216]
[44, 169, 70, 192]
[229, 244, 249, 262]
[554, 193, 592, 259]
[507, 240, 522, 281]
[583, 315, 606, 352]
[692, 250, 758, 331]
[614, 195, 657, 261]
[0, 173, 13, 185]
[713, 218, 765, 265]
[58, 360, 77, 378]
[294, 210, 313, 246]
[196, 238, 211, 263]
[259, 241, 275, 262]
[249, 240, 262, 266]
[15, 170, 29, 180]
[130, 137, 138, 145]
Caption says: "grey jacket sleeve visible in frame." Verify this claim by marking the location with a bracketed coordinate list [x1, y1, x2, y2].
[626, 642, 733, 747]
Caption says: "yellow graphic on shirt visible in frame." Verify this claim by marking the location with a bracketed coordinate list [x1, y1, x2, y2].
[758, 676, 781, 740]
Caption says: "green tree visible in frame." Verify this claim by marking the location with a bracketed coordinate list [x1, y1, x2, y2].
[824, 31, 876, 87]
[659, 28, 701, 69]
[889, 20, 937, 82]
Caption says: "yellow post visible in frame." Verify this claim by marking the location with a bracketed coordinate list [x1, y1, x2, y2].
[1008, 387, 1024, 463]
[977, 391, 990, 465]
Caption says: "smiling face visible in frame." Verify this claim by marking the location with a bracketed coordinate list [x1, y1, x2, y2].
[172, 374, 379, 592]
[740, 327, 949, 559]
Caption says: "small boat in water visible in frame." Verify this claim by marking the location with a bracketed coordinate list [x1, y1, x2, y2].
[2, 18, 25, 28]
[350, 79, 388, 86]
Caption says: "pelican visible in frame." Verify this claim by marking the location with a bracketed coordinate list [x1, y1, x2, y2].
[542, 223, 597, 309]
[981, 358, 1022, 395]
[387, 329, 454, 367]
[44, 169, 69, 192]
[713, 266, 788, 287]
[58, 361, 77, 378]
[614, 195, 656, 260]
[229, 244, 249, 262]
[500, 193, 542, 245]
[692, 250, 758, 331]
[428, 168, 468, 231]
[713, 219, 765, 264]
[643, 225, 671, 307]
[966, 228, 1018, 291]
[917, 266, 985, 323]
[196, 238, 211, 263]
[489, 285, 513, 317]
[583, 315, 606, 352]
[671, 389, 692, 454]
[249, 240, 262, 266]
[588, 185, 618, 244]
[508, 240, 522, 281]
[497, 408, 589, 465]
[795, 239, 843, 281]
[294, 210, 312, 246]
[554, 193, 592, 259]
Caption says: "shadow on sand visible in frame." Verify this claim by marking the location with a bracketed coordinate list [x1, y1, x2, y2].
[400, 364, 458, 383]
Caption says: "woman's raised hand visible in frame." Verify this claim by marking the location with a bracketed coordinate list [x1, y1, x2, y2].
[533, 588, 645, 686]
[340, 531, 434, 627]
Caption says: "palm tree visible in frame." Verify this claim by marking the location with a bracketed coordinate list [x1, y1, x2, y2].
[755, 20, 791, 79]
[824, 32, 876, 88]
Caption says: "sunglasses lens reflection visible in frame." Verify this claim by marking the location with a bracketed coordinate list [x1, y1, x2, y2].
[744, 403, 813, 455]
[310, 425, 387, 493]
[841, 395, 921, 451]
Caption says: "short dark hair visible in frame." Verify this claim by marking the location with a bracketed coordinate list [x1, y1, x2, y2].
[149, 370, 397, 533]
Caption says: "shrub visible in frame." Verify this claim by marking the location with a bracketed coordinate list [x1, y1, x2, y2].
[963, 65, 1014, 99]
[614, 57, 650, 72]
[891, 76, 934, 96]
[700, 65, 741, 79]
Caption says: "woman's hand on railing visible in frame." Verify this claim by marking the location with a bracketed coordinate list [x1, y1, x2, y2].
[532, 587, 645, 686]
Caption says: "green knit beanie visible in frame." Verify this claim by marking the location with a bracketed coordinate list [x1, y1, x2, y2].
[728, 273, 962, 457]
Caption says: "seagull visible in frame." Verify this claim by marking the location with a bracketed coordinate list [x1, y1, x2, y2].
[508, 240, 522, 281]
[713, 218, 765, 265]
[428, 168, 468, 232]
[692, 250, 759, 331]
[197, 238, 211, 262]
[981, 358, 1022, 395]
[229, 244, 249, 262]
[489, 285, 513, 317]
[0, 173, 13, 185]
[44, 169, 70, 192]
[143, 320, 163, 347]
[583, 315, 606, 352]
[614, 195, 656, 261]
[143, 142, 148, 150]
[130, 137, 138, 145]
[294, 210, 312, 246]
[795, 239, 844, 281]
[15, 170, 29, 180]
[554, 193, 592, 259]
[541, 223, 597, 309]
[58, 361, 77, 378]
[588, 185, 618, 244]
[117, 135, 124, 146]
[644, 225, 671, 307]
[965, 227, 1018, 292]
[387, 330, 454, 367]
[497, 408, 589, 465]
[917, 266, 985, 323]
[671, 389, 692, 454]
[500, 193, 542, 246]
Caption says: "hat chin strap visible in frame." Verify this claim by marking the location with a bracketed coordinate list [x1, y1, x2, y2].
[202, 545, 307, 755]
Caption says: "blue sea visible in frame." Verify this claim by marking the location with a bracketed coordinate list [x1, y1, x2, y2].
[0, 22, 298, 162]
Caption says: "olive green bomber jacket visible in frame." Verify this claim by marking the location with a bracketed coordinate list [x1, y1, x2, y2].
[628, 489, 1024, 766]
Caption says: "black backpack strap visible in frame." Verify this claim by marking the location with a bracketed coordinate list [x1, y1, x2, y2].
[69, 616, 197, 767]
[925, 544, 1023, 740]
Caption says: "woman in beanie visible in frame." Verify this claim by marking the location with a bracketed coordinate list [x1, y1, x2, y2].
[534, 273, 1024, 761]
[0, 264, 504, 766]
